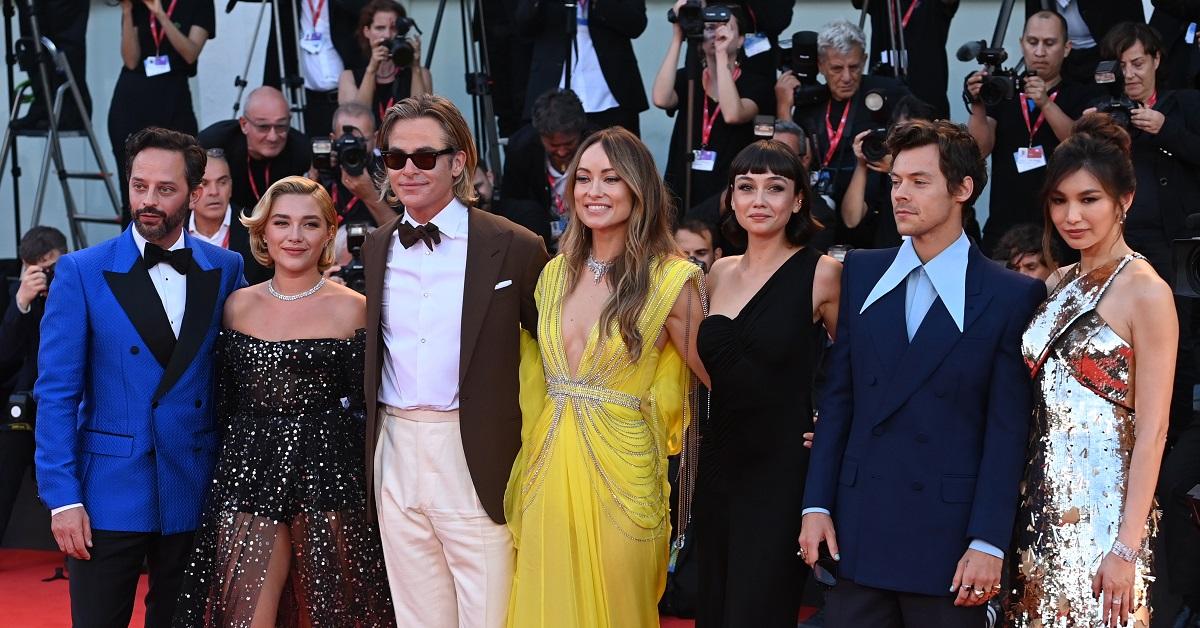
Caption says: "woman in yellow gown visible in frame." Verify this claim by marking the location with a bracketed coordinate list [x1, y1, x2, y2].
[505, 127, 710, 627]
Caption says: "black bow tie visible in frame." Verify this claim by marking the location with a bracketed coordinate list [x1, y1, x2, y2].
[398, 221, 442, 251]
[144, 243, 193, 274]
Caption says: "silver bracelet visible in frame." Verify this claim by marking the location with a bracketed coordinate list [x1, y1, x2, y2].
[1111, 539, 1139, 563]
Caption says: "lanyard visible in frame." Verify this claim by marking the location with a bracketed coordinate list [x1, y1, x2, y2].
[823, 99, 851, 167]
[247, 155, 270, 201]
[148, 0, 179, 57]
[1147, 91, 1158, 108]
[700, 66, 742, 148]
[221, 228, 230, 248]
[901, 0, 919, 30]
[546, 170, 565, 216]
[331, 184, 360, 222]
[1019, 90, 1058, 145]
[306, 0, 326, 29]
[378, 97, 396, 125]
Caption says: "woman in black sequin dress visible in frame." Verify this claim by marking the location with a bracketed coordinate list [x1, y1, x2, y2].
[175, 177, 394, 626]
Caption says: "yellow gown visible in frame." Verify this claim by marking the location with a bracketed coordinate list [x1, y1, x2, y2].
[505, 255, 702, 628]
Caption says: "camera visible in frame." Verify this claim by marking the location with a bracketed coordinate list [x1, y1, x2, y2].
[4, 392, 34, 432]
[860, 90, 890, 164]
[338, 222, 369, 294]
[1094, 60, 1139, 128]
[667, 0, 730, 40]
[779, 31, 829, 109]
[312, 128, 370, 177]
[958, 41, 1028, 107]
[387, 16, 420, 68]
[687, 255, 709, 274]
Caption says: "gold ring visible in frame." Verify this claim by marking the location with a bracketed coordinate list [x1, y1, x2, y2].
[973, 589, 985, 597]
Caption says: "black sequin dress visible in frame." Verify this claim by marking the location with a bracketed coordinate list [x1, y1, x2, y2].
[175, 328, 395, 627]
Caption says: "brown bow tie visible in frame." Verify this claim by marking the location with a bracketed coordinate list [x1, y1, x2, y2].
[398, 221, 441, 251]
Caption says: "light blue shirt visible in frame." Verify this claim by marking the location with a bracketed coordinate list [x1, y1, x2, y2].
[805, 232, 1004, 560]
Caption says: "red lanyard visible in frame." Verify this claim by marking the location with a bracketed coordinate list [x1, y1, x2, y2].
[823, 99, 851, 167]
[1147, 91, 1158, 108]
[1019, 91, 1058, 144]
[221, 228, 230, 248]
[330, 185, 359, 222]
[900, 0, 919, 30]
[700, 67, 742, 148]
[378, 97, 395, 125]
[546, 170, 565, 216]
[305, 0, 326, 28]
[148, 0, 179, 56]
[247, 155, 270, 201]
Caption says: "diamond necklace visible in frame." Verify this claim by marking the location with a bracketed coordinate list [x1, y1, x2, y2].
[268, 277, 326, 301]
[585, 254, 615, 284]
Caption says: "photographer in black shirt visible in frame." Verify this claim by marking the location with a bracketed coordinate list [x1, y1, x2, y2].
[313, 103, 397, 227]
[0, 227, 68, 545]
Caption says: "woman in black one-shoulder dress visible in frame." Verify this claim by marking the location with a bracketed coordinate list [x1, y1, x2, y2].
[695, 141, 842, 628]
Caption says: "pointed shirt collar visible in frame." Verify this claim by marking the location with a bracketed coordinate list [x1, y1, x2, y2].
[860, 231, 971, 332]
[401, 197, 468, 240]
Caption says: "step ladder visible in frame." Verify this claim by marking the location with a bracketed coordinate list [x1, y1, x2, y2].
[0, 35, 121, 249]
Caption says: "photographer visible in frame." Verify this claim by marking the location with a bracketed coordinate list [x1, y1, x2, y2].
[966, 10, 1099, 255]
[337, 0, 430, 127]
[1025, 0, 1146, 85]
[654, 2, 774, 218]
[199, 86, 313, 210]
[854, 0, 960, 119]
[776, 20, 909, 244]
[840, 95, 947, 249]
[313, 103, 397, 227]
[502, 89, 589, 247]
[0, 227, 67, 545]
[516, 0, 647, 133]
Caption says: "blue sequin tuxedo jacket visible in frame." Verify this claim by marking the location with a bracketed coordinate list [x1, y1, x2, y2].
[35, 227, 245, 534]
[803, 244, 1046, 596]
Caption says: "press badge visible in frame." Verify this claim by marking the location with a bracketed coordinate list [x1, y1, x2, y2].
[144, 55, 171, 77]
[1014, 145, 1046, 173]
[300, 32, 324, 54]
[550, 215, 568, 240]
[743, 33, 770, 58]
[692, 149, 717, 172]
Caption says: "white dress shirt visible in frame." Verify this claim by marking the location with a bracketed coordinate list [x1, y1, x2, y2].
[51, 228, 190, 517]
[132, 227, 188, 338]
[558, 3, 620, 113]
[808, 232, 1004, 559]
[298, 0, 344, 92]
[188, 205, 231, 249]
[378, 198, 469, 411]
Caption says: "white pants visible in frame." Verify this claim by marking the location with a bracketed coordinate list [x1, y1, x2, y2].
[373, 406, 514, 628]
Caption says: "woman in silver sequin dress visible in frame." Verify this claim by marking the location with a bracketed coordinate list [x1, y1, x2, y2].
[1006, 115, 1176, 628]
[175, 177, 394, 626]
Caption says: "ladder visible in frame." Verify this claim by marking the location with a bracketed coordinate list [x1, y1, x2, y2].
[0, 35, 121, 249]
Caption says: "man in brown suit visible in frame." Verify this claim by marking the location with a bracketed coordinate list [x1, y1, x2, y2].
[363, 95, 549, 628]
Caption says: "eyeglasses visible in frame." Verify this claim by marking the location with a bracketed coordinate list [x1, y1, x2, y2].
[382, 148, 455, 170]
[246, 121, 291, 135]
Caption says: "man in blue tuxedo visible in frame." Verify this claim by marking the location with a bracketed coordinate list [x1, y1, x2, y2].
[35, 127, 245, 627]
[799, 120, 1045, 626]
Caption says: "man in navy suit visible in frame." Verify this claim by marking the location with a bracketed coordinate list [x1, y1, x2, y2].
[799, 119, 1046, 626]
[35, 127, 245, 627]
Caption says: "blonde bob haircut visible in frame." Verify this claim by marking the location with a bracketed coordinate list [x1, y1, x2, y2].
[240, 175, 338, 273]
[377, 94, 479, 207]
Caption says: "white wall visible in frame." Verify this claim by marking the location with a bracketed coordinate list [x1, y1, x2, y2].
[0, 0, 1156, 258]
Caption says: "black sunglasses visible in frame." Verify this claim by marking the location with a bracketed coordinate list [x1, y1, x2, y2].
[382, 147, 455, 170]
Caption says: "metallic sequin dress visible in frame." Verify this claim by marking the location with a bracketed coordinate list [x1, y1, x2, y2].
[174, 328, 395, 627]
[1006, 255, 1155, 628]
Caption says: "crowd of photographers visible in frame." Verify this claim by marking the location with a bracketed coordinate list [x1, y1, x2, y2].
[6, 0, 1200, 623]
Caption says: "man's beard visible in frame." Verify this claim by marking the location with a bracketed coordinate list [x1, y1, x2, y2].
[133, 205, 187, 242]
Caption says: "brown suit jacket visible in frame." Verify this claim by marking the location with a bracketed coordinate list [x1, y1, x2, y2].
[364, 206, 549, 524]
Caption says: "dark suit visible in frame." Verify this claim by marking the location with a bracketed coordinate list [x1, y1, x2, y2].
[363, 207, 549, 524]
[225, 208, 274, 286]
[804, 245, 1044, 625]
[1025, 0, 1146, 84]
[515, 0, 647, 132]
[0, 283, 42, 545]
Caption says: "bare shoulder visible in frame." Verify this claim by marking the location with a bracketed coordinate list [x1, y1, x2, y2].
[706, 255, 740, 294]
[1046, 264, 1076, 291]
[323, 281, 367, 331]
[814, 253, 843, 301]
[1115, 257, 1173, 306]
[222, 284, 264, 327]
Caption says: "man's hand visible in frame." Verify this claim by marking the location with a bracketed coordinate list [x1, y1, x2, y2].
[51, 507, 92, 560]
[1130, 106, 1165, 135]
[950, 548, 1002, 606]
[15, 264, 49, 311]
[323, 265, 346, 285]
[965, 71, 986, 104]
[798, 512, 840, 569]
[341, 168, 379, 203]
[1023, 74, 1051, 109]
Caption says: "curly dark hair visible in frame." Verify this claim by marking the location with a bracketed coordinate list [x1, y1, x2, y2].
[886, 119, 988, 207]
[124, 126, 206, 190]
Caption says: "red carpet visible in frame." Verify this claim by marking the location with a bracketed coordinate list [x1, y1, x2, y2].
[0, 548, 814, 627]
